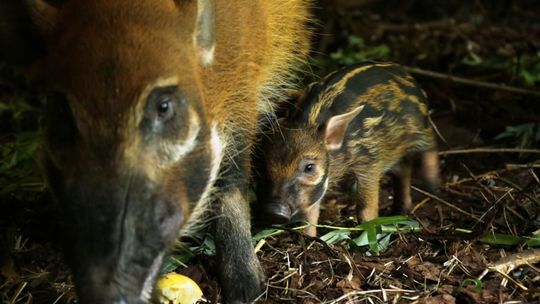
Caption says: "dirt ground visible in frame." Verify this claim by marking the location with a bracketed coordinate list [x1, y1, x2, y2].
[1, 1, 539, 303]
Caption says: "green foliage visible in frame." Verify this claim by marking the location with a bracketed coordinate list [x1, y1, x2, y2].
[319, 215, 420, 255]
[495, 122, 540, 149]
[0, 96, 38, 126]
[251, 216, 420, 256]
[459, 278, 483, 293]
[518, 52, 540, 86]
[164, 218, 539, 273]
[252, 227, 287, 241]
[479, 232, 540, 247]
[0, 94, 44, 201]
[529, 231, 540, 247]
[329, 35, 392, 66]
[312, 35, 392, 78]
[162, 233, 216, 274]
[463, 49, 540, 87]
[0, 132, 43, 198]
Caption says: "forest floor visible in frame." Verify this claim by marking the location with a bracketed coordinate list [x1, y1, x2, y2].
[1, 0, 539, 303]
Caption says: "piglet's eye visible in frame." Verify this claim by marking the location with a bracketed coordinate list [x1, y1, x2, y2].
[156, 96, 175, 120]
[304, 164, 316, 174]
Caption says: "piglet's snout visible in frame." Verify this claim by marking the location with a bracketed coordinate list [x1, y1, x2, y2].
[262, 200, 292, 224]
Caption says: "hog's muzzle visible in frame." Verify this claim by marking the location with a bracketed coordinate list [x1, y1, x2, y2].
[51, 166, 185, 304]
[259, 198, 293, 224]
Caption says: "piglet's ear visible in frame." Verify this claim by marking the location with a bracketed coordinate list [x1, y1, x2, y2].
[324, 105, 365, 151]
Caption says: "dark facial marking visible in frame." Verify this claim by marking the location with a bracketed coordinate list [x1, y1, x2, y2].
[182, 143, 212, 204]
[308, 174, 327, 205]
[140, 85, 189, 141]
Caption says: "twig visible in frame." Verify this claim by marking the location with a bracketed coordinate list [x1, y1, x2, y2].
[254, 239, 266, 253]
[497, 177, 540, 207]
[506, 163, 540, 169]
[461, 163, 498, 201]
[402, 66, 540, 97]
[8, 281, 27, 304]
[439, 148, 540, 156]
[428, 115, 450, 149]
[411, 197, 430, 214]
[412, 186, 479, 220]
[282, 226, 340, 258]
[477, 249, 540, 291]
[266, 284, 321, 302]
[529, 168, 540, 185]
[325, 288, 416, 304]
[444, 160, 540, 186]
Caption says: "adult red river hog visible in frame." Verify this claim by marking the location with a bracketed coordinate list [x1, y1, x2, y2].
[0, 0, 311, 303]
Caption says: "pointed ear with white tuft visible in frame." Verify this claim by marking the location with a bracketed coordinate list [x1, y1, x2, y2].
[194, 0, 215, 66]
[324, 105, 365, 151]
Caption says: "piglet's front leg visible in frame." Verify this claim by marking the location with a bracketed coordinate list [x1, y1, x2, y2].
[304, 201, 321, 237]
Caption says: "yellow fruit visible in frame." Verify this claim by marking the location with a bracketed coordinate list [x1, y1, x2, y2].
[154, 272, 203, 304]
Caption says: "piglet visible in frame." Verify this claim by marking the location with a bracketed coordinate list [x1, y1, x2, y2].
[255, 62, 440, 236]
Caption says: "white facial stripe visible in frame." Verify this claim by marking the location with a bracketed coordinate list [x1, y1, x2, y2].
[314, 178, 329, 205]
[183, 123, 224, 231]
[201, 123, 224, 201]
[159, 109, 200, 166]
[140, 252, 164, 302]
[211, 124, 225, 173]
[314, 171, 327, 186]
[291, 177, 329, 219]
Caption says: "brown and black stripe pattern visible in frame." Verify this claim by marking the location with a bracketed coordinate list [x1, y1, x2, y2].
[256, 62, 440, 236]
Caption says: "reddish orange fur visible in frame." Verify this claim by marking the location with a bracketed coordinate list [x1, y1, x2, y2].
[2, 0, 312, 302]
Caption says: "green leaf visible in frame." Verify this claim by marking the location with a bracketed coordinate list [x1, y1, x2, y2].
[382, 221, 420, 233]
[366, 223, 379, 255]
[364, 215, 410, 226]
[252, 227, 285, 241]
[461, 278, 483, 292]
[201, 237, 216, 256]
[320, 216, 420, 254]
[352, 231, 369, 247]
[329, 35, 392, 65]
[462, 51, 483, 66]
[480, 233, 523, 246]
[320, 229, 351, 244]
[161, 253, 194, 273]
[377, 233, 392, 252]
[525, 232, 540, 247]
[520, 69, 537, 86]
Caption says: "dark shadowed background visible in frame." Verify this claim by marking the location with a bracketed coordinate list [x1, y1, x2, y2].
[1, 1, 539, 303]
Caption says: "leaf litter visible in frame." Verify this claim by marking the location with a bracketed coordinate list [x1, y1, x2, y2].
[1, 1, 540, 303]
